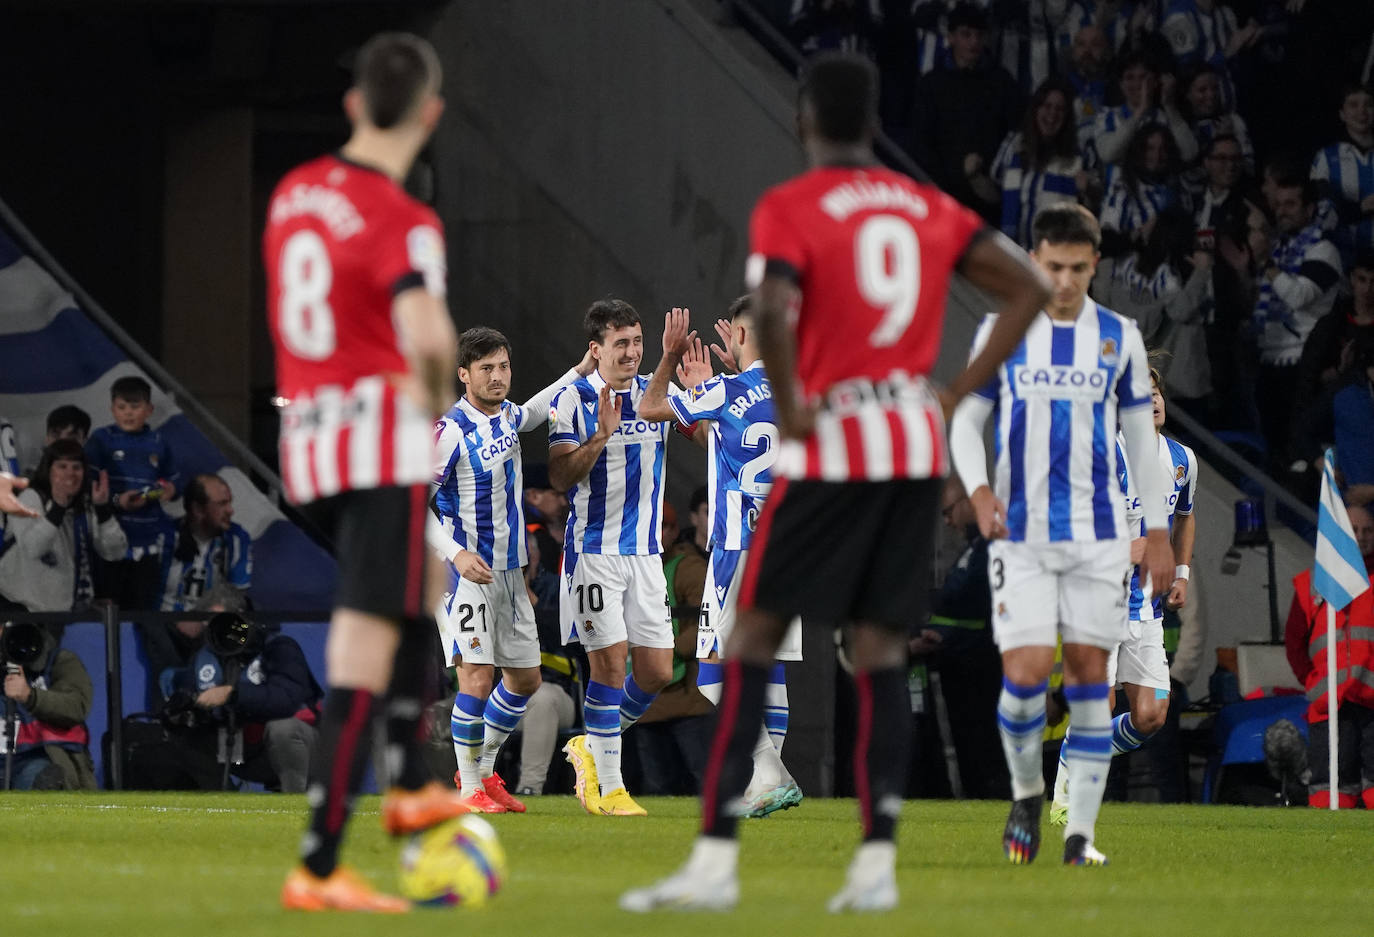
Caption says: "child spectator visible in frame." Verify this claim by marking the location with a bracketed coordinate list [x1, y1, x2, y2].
[84, 375, 180, 608]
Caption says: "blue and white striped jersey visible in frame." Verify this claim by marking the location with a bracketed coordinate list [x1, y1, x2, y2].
[991, 132, 1083, 247]
[1311, 141, 1374, 254]
[155, 521, 253, 612]
[969, 298, 1153, 543]
[432, 370, 579, 572]
[667, 361, 777, 554]
[549, 370, 678, 556]
[1117, 432, 1197, 621]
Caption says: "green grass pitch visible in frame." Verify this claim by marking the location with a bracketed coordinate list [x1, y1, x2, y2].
[3, 793, 1368, 937]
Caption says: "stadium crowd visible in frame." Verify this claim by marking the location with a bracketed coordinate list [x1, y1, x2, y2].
[778, 0, 1374, 493]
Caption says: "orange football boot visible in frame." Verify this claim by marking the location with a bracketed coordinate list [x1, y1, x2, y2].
[281, 865, 410, 913]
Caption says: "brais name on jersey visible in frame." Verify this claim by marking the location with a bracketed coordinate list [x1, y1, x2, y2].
[727, 383, 772, 420]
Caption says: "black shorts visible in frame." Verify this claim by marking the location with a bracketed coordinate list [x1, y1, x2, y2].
[740, 478, 943, 632]
[298, 485, 430, 621]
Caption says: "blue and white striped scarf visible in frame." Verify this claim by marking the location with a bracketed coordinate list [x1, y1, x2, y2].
[1254, 223, 1325, 337]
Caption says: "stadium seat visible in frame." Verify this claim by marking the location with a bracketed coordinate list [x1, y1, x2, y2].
[1201, 696, 1309, 804]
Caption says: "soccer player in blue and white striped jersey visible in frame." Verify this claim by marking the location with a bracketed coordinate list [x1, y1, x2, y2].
[549, 299, 682, 817]
[1050, 369, 1198, 823]
[950, 204, 1174, 867]
[430, 327, 593, 814]
[639, 300, 803, 818]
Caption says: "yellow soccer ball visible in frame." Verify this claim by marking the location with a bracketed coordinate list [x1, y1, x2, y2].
[398, 815, 507, 907]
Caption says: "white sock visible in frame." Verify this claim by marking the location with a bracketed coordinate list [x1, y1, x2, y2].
[1052, 735, 1070, 805]
[746, 725, 787, 796]
[588, 732, 624, 795]
[997, 679, 1048, 800]
[1063, 684, 1112, 842]
[685, 837, 739, 878]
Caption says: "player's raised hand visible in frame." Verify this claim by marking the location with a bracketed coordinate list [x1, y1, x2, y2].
[0, 473, 38, 518]
[574, 345, 597, 377]
[710, 318, 740, 373]
[453, 549, 495, 585]
[676, 336, 713, 388]
[969, 485, 1008, 540]
[662, 307, 695, 358]
[90, 470, 110, 507]
[1142, 529, 1173, 600]
[592, 383, 620, 441]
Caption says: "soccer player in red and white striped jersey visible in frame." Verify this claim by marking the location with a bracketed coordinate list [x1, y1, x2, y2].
[268, 33, 468, 913]
[622, 53, 1051, 914]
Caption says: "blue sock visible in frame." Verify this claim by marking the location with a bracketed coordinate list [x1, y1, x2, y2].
[620, 673, 657, 730]
[479, 680, 531, 775]
[451, 692, 486, 792]
[697, 661, 723, 706]
[764, 662, 789, 754]
[1111, 712, 1148, 755]
[585, 680, 624, 793]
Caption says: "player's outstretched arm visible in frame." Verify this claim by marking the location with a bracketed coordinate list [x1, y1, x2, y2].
[394, 288, 458, 419]
[0, 473, 38, 518]
[549, 384, 618, 492]
[639, 307, 696, 423]
[516, 349, 597, 433]
[945, 231, 1051, 415]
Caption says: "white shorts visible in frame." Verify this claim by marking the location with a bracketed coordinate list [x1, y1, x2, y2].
[700, 548, 802, 661]
[987, 539, 1131, 652]
[1107, 615, 1171, 691]
[560, 552, 673, 652]
[437, 567, 540, 669]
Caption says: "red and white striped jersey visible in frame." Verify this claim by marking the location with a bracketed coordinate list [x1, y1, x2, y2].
[264, 154, 446, 504]
[746, 165, 983, 482]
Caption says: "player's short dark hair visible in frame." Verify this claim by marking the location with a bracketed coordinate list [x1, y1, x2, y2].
[458, 327, 512, 369]
[1352, 249, 1374, 273]
[799, 53, 878, 144]
[353, 32, 441, 130]
[1031, 204, 1101, 251]
[110, 375, 152, 404]
[689, 485, 709, 514]
[46, 404, 91, 436]
[947, 1, 989, 32]
[728, 294, 752, 320]
[584, 298, 641, 343]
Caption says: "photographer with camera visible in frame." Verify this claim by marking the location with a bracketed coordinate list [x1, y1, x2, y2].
[132, 590, 321, 791]
[2, 620, 97, 790]
[0, 439, 128, 613]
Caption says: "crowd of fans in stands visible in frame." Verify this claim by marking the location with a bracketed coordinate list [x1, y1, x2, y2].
[778, 0, 1374, 493]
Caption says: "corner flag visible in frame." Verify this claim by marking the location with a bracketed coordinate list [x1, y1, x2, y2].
[1314, 450, 1371, 610]
[1315, 450, 1370, 810]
